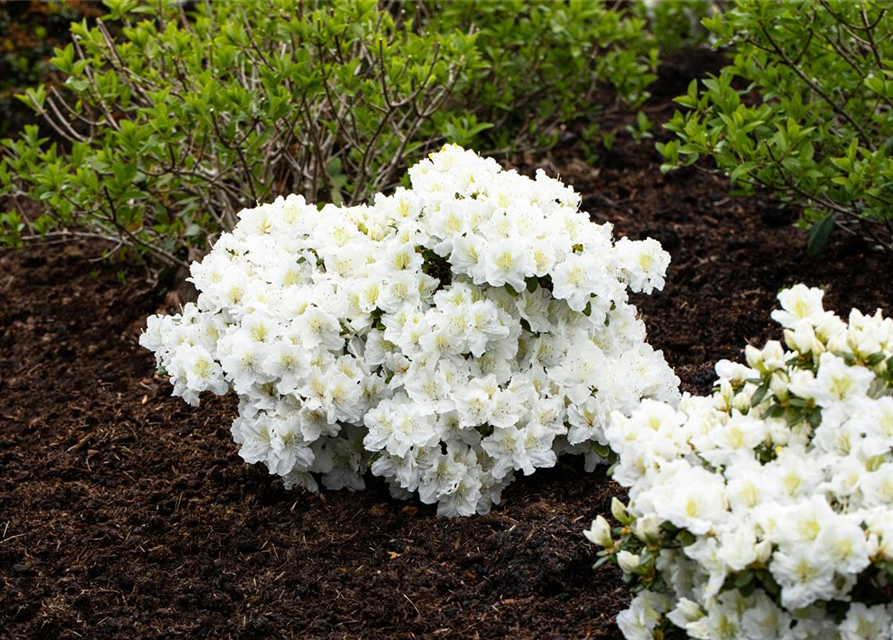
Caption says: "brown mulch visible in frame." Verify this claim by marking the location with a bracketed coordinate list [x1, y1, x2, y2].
[2, 50, 893, 640]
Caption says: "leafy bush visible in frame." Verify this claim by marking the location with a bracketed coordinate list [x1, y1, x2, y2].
[0, 1, 103, 137]
[588, 285, 893, 639]
[0, 0, 478, 267]
[1, 0, 662, 271]
[432, 0, 659, 149]
[636, 0, 717, 51]
[658, 0, 893, 253]
[140, 146, 679, 516]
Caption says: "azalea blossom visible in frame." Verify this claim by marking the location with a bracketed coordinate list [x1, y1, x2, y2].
[586, 286, 893, 639]
[141, 145, 677, 515]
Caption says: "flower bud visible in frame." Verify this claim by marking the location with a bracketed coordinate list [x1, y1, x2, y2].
[745, 344, 764, 372]
[617, 550, 641, 574]
[754, 539, 773, 564]
[815, 312, 846, 345]
[866, 532, 881, 559]
[784, 320, 822, 355]
[668, 598, 704, 626]
[762, 340, 785, 372]
[732, 390, 752, 413]
[583, 516, 613, 548]
[826, 331, 849, 355]
[769, 372, 789, 402]
[715, 359, 749, 386]
[715, 380, 733, 412]
[632, 514, 662, 545]
[611, 497, 633, 525]
[783, 328, 798, 353]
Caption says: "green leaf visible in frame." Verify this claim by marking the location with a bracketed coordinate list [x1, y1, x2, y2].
[866, 352, 886, 366]
[750, 381, 769, 407]
[734, 570, 754, 588]
[808, 212, 837, 255]
[730, 162, 756, 181]
[592, 442, 612, 458]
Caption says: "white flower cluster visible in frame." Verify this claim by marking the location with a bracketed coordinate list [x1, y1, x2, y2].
[587, 285, 893, 640]
[141, 145, 678, 516]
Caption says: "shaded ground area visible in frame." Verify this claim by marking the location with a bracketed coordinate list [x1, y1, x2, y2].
[3, 50, 893, 639]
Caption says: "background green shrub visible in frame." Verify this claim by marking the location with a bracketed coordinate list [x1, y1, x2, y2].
[0, 0, 664, 272]
[635, 0, 718, 52]
[0, 0, 103, 137]
[1, 0, 478, 268]
[431, 0, 658, 150]
[658, 0, 893, 253]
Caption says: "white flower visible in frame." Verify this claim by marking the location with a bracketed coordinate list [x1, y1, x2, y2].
[363, 395, 438, 457]
[262, 341, 309, 395]
[861, 463, 893, 508]
[219, 332, 270, 394]
[418, 450, 465, 504]
[436, 473, 483, 517]
[483, 238, 532, 291]
[168, 344, 228, 405]
[839, 603, 893, 640]
[593, 286, 893, 638]
[293, 306, 344, 352]
[718, 526, 760, 572]
[784, 318, 824, 355]
[771, 284, 826, 328]
[268, 416, 314, 476]
[652, 463, 729, 535]
[683, 597, 743, 640]
[322, 372, 364, 424]
[771, 544, 836, 610]
[234, 415, 273, 465]
[666, 598, 704, 629]
[481, 426, 523, 479]
[403, 363, 455, 414]
[567, 397, 607, 446]
[813, 352, 874, 407]
[816, 515, 871, 575]
[715, 359, 751, 386]
[454, 375, 498, 428]
[617, 550, 642, 573]
[550, 342, 606, 404]
[616, 592, 669, 640]
[584, 515, 613, 547]
[740, 593, 792, 640]
[551, 253, 608, 313]
[142, 145, 677, 517]
[614, 237, 670, 294]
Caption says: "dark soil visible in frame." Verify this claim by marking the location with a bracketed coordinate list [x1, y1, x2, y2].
[3, 50, 893, 640]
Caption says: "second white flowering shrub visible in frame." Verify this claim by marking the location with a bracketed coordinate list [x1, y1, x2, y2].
[141, 145, 679, 516]
[587, 285, 893, 639]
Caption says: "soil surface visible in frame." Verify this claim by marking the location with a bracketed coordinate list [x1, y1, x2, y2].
[3, 50, 893, 640]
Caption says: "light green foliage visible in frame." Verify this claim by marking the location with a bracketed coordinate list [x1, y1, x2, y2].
[1, 0, 476, 267]
[636, 0, 718, 51]
[432, 0, 658, 150]
[658, 0, 893, 253]
[0, 0, 102, 138]
[0, 0, 663, 270]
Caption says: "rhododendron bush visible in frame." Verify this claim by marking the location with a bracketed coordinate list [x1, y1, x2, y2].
[140, 145, 678, 516]
[587, 285, 893, 639]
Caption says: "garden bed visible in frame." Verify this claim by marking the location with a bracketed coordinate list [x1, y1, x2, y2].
[2, 51, 893, 639]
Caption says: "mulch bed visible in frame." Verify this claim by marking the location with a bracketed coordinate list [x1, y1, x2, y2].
[3, 50, 893, 639]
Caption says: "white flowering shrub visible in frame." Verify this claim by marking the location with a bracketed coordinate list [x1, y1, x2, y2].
[586, 285, 893, 639]
[140, 145, 678, 516]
